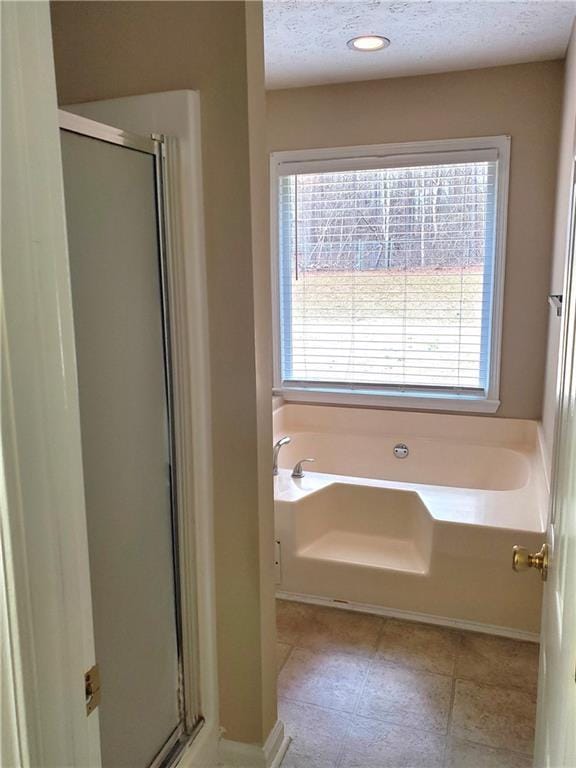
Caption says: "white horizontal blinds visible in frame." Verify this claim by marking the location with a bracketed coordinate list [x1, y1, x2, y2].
[278, 159, 498, 393]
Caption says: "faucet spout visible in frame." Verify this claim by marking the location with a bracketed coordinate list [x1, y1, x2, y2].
[273, 436, 291, 476]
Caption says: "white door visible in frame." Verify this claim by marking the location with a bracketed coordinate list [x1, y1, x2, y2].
[1, 3, 100, 766]
[3, 8, 212, 767]
[534, 162, 576, 768]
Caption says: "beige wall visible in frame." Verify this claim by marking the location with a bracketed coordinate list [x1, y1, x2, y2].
[50, 0, 275, 746]
[542, 25, 576, 477]
[267, 62, 564, 419]
[245, 0, 277, 743]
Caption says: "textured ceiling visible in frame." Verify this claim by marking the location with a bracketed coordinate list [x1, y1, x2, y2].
[264, 0, 576, 89]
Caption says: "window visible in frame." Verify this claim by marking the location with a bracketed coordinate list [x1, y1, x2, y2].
[271, 137, 510, 412]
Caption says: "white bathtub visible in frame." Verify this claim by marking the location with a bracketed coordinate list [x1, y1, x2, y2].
[273, 404, 547, 637]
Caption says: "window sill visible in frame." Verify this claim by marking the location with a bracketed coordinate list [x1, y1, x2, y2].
[274, 387, 501, 414]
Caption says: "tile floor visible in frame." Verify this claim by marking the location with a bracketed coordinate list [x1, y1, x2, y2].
[276, 600, 539, 768]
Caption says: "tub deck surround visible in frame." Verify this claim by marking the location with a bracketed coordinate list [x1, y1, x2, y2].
[274, 403, 540, 444]
[275, 470, 544, 533]
[273, 405, 548, 636]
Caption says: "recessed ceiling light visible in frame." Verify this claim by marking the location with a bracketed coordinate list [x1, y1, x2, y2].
[347, 35, 390, 52]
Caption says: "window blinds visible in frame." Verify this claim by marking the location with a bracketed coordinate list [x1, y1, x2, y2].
[277, 159, 498, 395]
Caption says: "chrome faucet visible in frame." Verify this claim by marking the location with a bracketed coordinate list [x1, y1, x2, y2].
[292, 458, 315, 478]
[273, 436, 291, 476]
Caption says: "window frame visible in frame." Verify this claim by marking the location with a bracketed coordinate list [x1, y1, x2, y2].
[270, 135, 511, 413]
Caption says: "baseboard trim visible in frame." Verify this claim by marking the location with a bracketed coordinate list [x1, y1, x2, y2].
[218, 720, 290, 768]
[277, 590, 541, 643]
[264, 720, 290, 768]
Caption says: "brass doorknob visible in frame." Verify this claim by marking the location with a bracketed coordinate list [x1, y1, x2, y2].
[512, 543, 548, 581]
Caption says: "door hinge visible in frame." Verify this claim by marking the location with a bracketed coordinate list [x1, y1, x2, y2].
[85, 664, 101, 716]
[549, 294, 563, 317]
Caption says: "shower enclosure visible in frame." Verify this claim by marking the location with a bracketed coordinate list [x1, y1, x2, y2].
[60, 112, 200, 768]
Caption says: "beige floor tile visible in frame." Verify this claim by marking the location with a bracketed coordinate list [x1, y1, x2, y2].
[278, 647, 369, 713]
[446, 737, 533, 768]
[279, 699, 349, 768]
[277, 642, 292, 673]
[356, 659, 453, 733]
[376, 618, 460, 675]
[295, 606, 384, 657]
[451, 680, 537, 754]
[274, 605, 537, 767]
[456, 633, 540, 692]
[280, 744, 340, 768]
[276, 600, 316, 645]
[339, 715, 446, 767]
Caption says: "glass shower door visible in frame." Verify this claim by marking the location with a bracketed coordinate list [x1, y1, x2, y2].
[60, 118, 187, 768]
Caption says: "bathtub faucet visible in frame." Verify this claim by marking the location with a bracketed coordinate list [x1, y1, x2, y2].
[273, 436, 291, 476]
[292, 458, 315, 478]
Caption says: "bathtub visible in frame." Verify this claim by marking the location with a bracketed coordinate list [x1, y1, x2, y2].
[273, 404, 548, 638]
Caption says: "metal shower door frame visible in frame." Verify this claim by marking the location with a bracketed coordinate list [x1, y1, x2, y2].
[59, 109, 203, 768]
